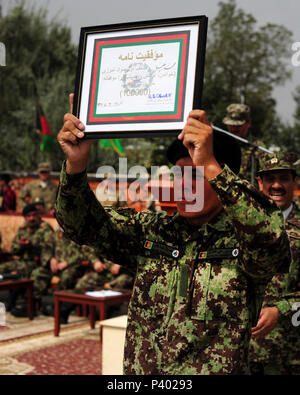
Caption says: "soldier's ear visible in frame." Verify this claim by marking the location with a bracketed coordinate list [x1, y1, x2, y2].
[257, 176, 264, 192]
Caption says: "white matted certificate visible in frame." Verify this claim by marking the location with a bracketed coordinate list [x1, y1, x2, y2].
[73, 16, 208, 139]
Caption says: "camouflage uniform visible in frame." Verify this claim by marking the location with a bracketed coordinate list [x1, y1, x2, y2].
[74, 245, 109, 290]
[250, 152, 300, 375]
[223, 103, 265, 185]
[18, 162, 57, 212]
[107, 273, 134, 291]
[0, 218, 54, 299]
[239, 142, 265, 185]
[51, 230, 86, 290]
[75, 246, 133, 291]
[55, 161, 290, 375]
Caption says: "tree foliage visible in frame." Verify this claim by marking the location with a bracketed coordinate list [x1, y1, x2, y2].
[275, 86, 300, 156]
[0, 0, 77, 171]
[203, 0, 293, 145]
[0, 0, 298, 174]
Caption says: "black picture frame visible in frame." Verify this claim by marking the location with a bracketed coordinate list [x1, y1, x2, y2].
[73, 15, 208, 139]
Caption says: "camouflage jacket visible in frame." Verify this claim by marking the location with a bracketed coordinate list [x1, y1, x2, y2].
[11, 219, 54, 267]
[239, 140, 265, 185]
[18, 179, 58, 212]
[55, 162, 290, 375]
[51, 229, 86, 268]
[250, 203, 300, 366]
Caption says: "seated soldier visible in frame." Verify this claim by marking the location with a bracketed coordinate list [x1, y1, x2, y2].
[40, 230, 89, 323]
[103, 264, 134, 291]
[75, 246, 133, 292]
[0, 204, 54, 316]
[49, 228, 86, 291]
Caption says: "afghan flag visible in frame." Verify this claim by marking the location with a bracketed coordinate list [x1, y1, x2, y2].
[36, 103, 53, 152]
[99, 139, 125, 156]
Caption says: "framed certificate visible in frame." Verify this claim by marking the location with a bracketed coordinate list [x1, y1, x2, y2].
[73, 16, 208, 139]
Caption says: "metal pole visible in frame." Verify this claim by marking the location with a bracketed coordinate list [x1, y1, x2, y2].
[211, 124, 273, 154]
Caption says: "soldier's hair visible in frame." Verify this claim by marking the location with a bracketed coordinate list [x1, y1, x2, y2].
[166, 130, 241, 174]
[22, 203, 38, 216]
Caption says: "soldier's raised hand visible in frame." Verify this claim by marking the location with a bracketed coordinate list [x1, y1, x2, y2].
[178, 110, 222, 180]
[57, 93, 92, 174]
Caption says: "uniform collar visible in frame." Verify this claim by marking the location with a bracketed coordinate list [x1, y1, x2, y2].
[172, 209, 231, 242]
[286, 202, 300, 228]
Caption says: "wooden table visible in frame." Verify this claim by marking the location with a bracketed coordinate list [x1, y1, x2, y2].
[53, 290, 132, 336]
[0, 279, 34, 320]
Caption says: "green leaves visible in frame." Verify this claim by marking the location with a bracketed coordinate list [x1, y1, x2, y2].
[203, 0, 294, 150]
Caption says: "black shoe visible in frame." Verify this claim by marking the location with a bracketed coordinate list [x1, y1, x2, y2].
[11, 304, 37, 318]
[59, 312, 69, 324]
[40, 303, 54, 317]
[6, 289, 23, 312]
[59, 302, 76, 324]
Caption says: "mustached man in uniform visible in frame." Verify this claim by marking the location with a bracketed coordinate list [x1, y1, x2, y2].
[250, 151, 300, 375]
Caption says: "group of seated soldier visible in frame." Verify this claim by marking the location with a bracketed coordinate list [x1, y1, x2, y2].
[0, 202, 134, 321]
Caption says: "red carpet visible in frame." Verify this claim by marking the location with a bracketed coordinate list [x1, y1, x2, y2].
[16, 338, 101, 375]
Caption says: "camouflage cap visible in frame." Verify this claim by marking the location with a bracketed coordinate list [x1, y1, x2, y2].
[223, 103, 251, 126]
[257, 151, 299, 175]
[37, 162, 52, 172]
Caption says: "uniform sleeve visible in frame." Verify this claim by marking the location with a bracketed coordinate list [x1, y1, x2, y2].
[32, 223, 55, 267]
[65, 243, 85, 268]
[17, 184, 32, 209]
[10, 229, 24, 255]
[55, 161, 145, 269]
[209, 165, 291, 282]
[262, 234, 300, 320]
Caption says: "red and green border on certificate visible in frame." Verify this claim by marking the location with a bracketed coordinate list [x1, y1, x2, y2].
[87, 31, 190, 125]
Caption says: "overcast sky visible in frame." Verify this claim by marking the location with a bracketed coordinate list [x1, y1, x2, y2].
[2, 0, 300, 123]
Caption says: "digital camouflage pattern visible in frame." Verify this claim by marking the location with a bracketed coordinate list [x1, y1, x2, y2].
[0, 218, 54, 299]
[239, 141, 265, 185]
[74, 245, 113, 291]
[222, 103, 265, 185]
[257, 151, 299, 174]
[51, 229, 86, 290]
[250, 203, 300, 374]
[37, 162, 52, 172]
[75, 246, 133, 291]
[222, 103, 251, 126]
[108, 273, 134, 291]
[55, 162, 291, 375]
[18, 179, 58, 212]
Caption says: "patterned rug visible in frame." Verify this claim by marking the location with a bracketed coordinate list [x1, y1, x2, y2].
[0, 313, 102, 375]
